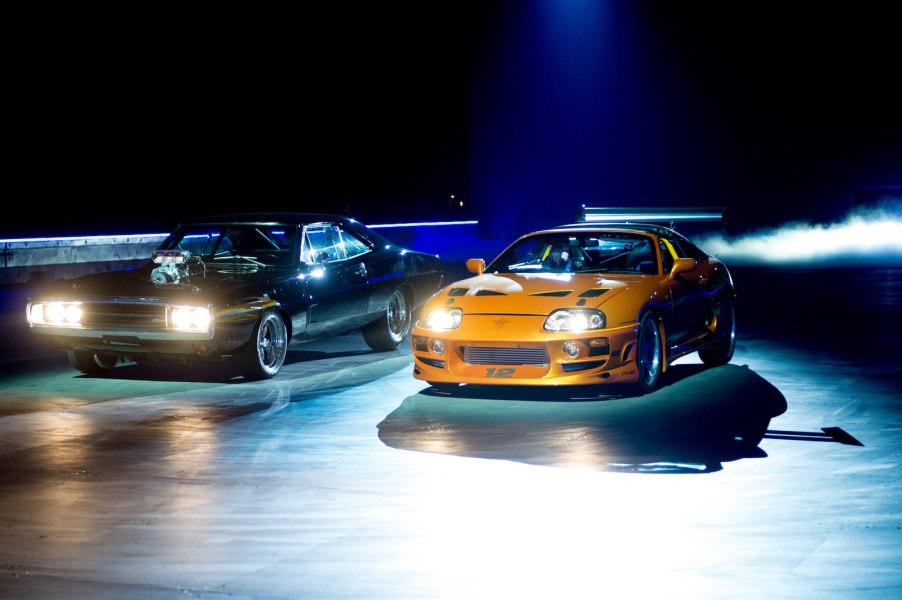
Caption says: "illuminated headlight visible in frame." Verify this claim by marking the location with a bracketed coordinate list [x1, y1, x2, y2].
[167, 306, 212, 332]
[28, 302, 83, 327]
[422, 307, 462, 330]
[544, 309, 606, 332]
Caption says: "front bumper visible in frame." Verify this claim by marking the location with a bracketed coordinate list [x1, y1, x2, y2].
[26, 298, 264, 358]
[411, 314, 643, 386]
[30, 322, 254, 358]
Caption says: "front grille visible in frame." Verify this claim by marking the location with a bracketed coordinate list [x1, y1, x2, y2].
[80, 302, 168, 331]
[463, 346, 548, 366]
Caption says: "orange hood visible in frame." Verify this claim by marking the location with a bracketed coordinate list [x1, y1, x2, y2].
[432, 272, 634, 315]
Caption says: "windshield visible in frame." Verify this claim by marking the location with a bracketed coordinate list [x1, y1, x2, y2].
[159, 224, 298, 267]
[486, 232, 658, 275]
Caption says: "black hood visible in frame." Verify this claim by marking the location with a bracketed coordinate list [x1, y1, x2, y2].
[32, 263, 284, 305]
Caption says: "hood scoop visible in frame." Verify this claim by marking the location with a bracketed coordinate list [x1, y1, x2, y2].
[530, 290, 572, 297]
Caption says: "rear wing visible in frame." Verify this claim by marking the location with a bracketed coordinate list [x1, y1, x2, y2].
[578, 206, 724, 228]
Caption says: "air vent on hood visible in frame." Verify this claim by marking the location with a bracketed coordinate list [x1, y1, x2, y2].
[530, 290, 571, 297]
[579, 289, 610, 298]
[448, 287, 507, 297]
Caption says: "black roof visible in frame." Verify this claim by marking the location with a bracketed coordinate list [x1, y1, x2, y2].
[176, 212, 395, 247]
[181, 212, 361, 227]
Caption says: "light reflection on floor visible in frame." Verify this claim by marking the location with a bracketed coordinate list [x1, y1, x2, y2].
[0, 268, 900, 598]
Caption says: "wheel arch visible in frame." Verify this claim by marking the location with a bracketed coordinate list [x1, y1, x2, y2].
[636, 302, 668, 373]
[274, 305, 293, 343]
[397, 282, 416, 313]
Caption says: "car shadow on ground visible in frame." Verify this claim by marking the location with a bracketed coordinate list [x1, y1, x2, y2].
[377, 364, 788, 473]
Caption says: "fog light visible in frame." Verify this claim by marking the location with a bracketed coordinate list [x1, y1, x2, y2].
[431, 339, 446, 355]
[562, 340, 580, 358]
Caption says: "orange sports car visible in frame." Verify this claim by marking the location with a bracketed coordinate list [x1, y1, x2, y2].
[411, 220, 735, 395]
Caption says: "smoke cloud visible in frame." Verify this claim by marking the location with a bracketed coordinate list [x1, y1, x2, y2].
[695, 200, 902, 266]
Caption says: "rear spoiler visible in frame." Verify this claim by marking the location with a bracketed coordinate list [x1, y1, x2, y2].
[578, 206, 725, 227]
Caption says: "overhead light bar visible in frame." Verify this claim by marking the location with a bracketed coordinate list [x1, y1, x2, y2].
[578, 207, 724, 224]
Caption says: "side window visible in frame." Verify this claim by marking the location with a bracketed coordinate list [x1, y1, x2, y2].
[339, 229, 371, 258]
[624, 238, 657, 274]
[266, 227, 292, 250]
[303, 224, 348, 264]
[671, 232, 708, 262]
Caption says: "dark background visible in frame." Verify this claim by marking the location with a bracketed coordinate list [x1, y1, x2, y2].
[6, 2, 900, 240]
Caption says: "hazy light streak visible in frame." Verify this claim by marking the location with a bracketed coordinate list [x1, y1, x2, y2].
[369, 220, 479, 228]
[0, 233, 168, 244]
[696, 203, 902, 265]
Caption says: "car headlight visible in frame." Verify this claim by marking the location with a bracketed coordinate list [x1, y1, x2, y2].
[544, 309, 605, 332]
[421, 307, 462, 330]
[167, 305, 212, 332]
[28, 302, 83, 327]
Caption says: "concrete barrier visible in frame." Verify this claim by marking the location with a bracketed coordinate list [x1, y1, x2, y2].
[0, 234, 168, 284]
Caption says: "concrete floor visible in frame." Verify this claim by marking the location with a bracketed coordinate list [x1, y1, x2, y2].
[0, 267, 900, 599]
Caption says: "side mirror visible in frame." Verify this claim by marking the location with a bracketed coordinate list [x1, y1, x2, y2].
[670, 257, 696, 277]
[466, 258, 485, 275]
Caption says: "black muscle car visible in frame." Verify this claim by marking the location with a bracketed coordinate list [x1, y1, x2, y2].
[26, 213, 443, 379]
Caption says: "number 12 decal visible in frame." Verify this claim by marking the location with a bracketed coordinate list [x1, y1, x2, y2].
[485, 367, 516, 378]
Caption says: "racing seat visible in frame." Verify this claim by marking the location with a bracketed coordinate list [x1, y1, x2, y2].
[625, 242, 655, 274]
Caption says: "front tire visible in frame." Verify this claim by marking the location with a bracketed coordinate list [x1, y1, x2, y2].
[699, 297, 736, 366]
[363, 288, 410, 351]
[67, 349, 118, 374]
[240, 310, 288, 380]
[635, 312, 662, 394]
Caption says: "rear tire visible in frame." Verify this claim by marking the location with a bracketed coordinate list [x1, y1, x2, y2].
[363, 288, 410, 351]
[635, 312, 662, 395]
[240, 310, 288, 380]
[67, 349, 118, 374]
[699, 297, 736, 366]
